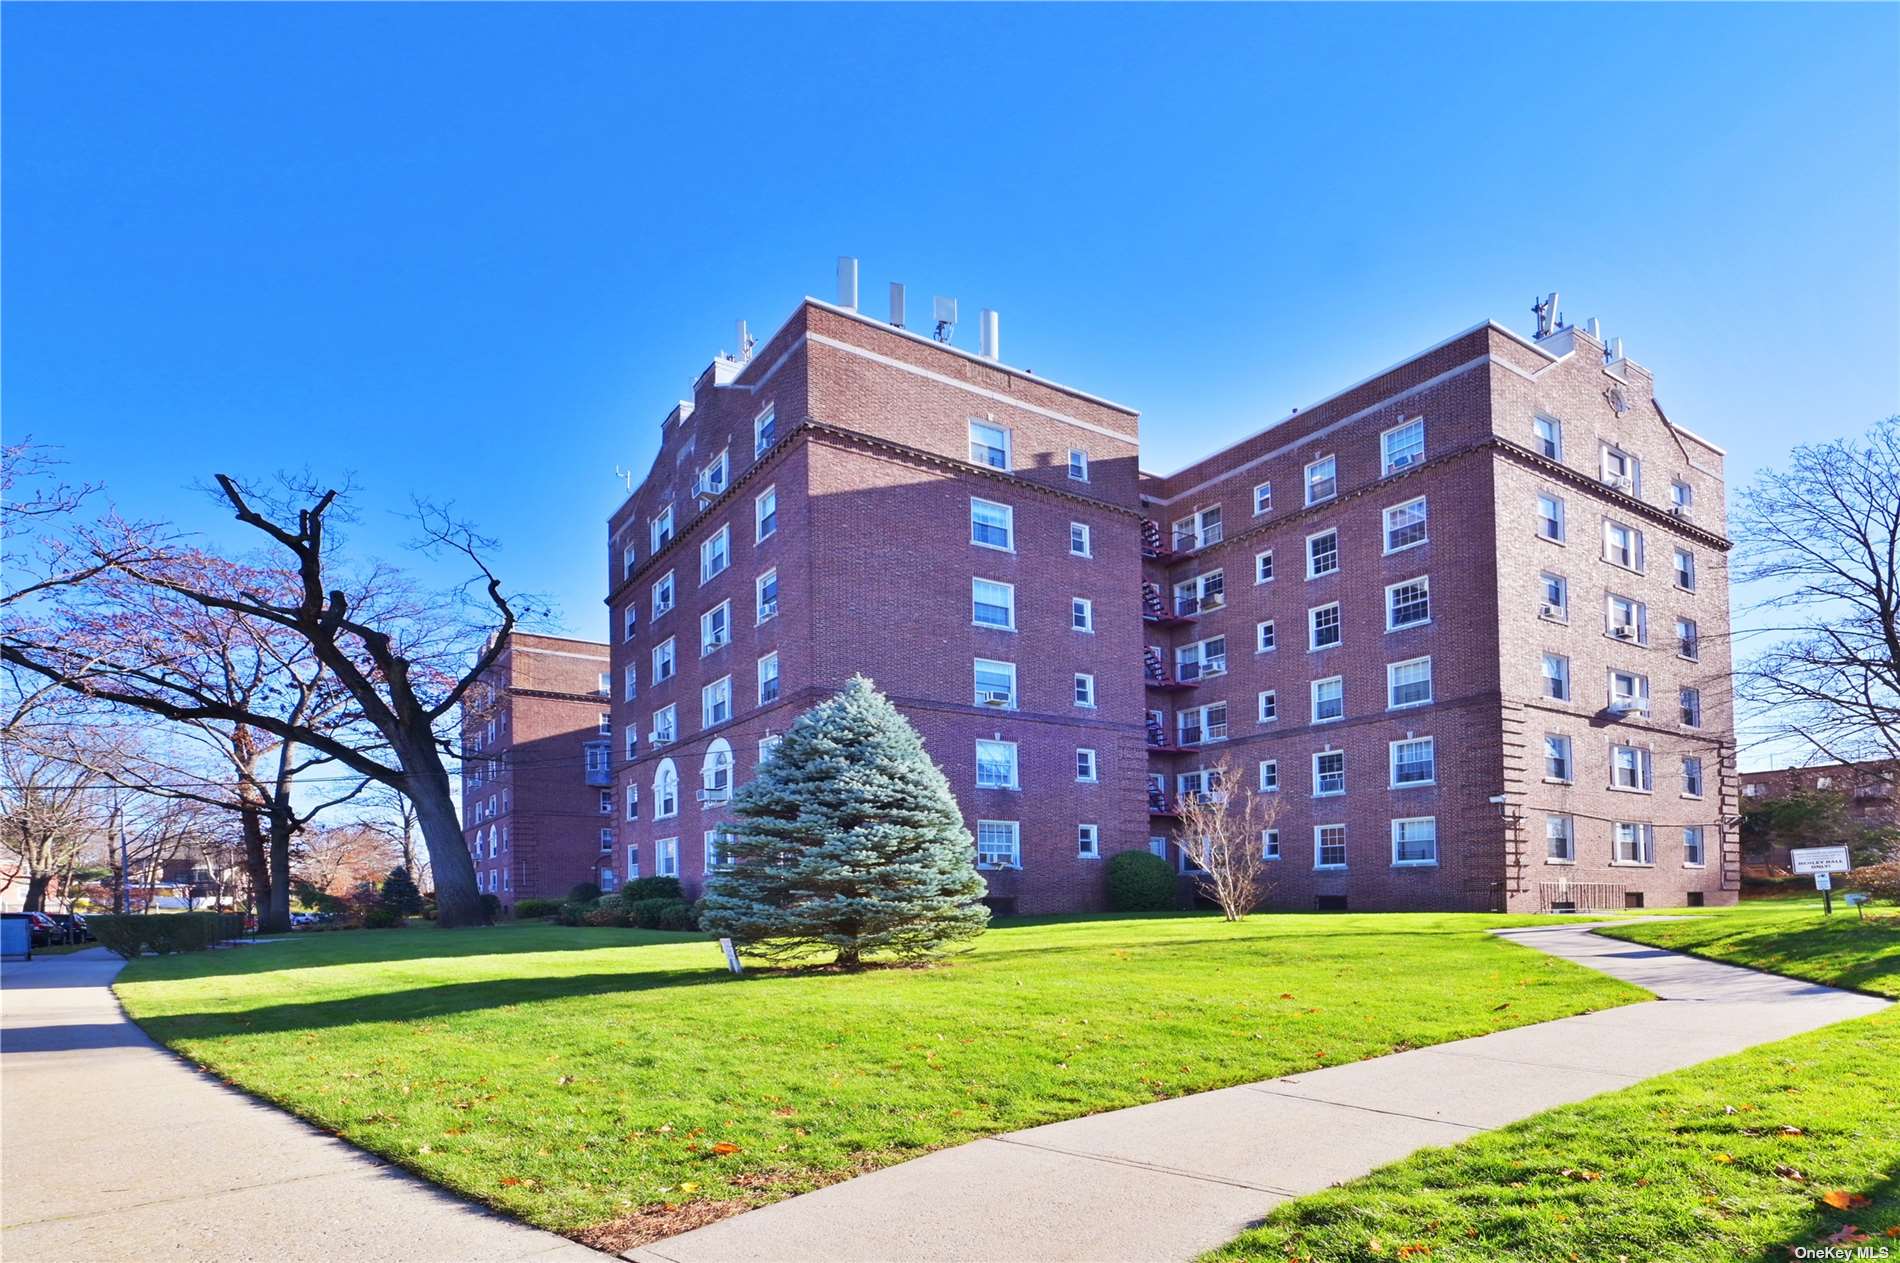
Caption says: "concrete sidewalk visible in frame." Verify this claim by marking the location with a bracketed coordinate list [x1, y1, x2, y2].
[629, 922, 1890, 1263]
[0, 948, 606, 1263]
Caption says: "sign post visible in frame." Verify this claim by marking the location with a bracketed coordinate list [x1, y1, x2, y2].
[1790, 846, 1851, 916]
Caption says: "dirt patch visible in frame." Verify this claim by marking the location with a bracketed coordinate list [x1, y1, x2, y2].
[572, 1197, 754, 1254]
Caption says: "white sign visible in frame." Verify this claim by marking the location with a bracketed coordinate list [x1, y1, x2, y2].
[1790, 846, 1851, 875]
[1813, 872, 1833, 891]
[718, 937, 744, 976]
[1845, 892, 1870, 906]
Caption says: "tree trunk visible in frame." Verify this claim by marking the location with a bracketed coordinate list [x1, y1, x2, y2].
[262, 808, 294, 934]
[241, 807, 273, 923]
[21, 872, 51, 913]
[399, 745, 483, 928]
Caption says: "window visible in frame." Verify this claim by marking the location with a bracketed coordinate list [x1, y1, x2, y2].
[597, 825, 614, 853]
[1392, 817, 1437, 865]
[700, 525, 731, 583]
[1382, 418, 1426, 473]
[706, 828, 734, 871]
[622, 541, 637, 580]
[1680, 687, 1703, 728]
[702, 740, 733, 801]
[1262, 829, 1281, 860]
[656, 837, 679, 878]
[1073, 673, 1096, 708]
[654, 760, 679, 818]
[1314, 824, 1347, 869]
[755, 486, 778, 542]
[698, 449, 729, 499]
[1258, 689, 1278, 723]
[597, 711, 613, 736]
[1614, 822, 1655, 865]
[1542, 653, 1571, 701]
[1178, 767, 1222, 803]
[1601, 446, 1640, 493]
[1305, 456, 1338, 505]
[1541, 573, 1568, 620]
[1544, 734, 1573, 781]
[1255, 550, 1275, 584]
[1258, 760, 1280, 792]
[624, 727, 638, 760]
[759, 734, 782, 766]
[651, 704, 677, 747]
[1384, 497, 1428, 552]
[652, 571, 676, 618]
[1683, 826, 1706, 867]
[650, 505, 675, 553]
[1173, 569, 1224, 616]
[757, 652, 780, 705]
[1607, 594, 1648, 645]
[1674, 547, 1696, 591]
[1313, 749, 1346, 797]
[972, 579, 1016, 630]
[1612, 744, 1654, 791]
[1533, 415, 1562, 460]
[975, 740, 1019, 789]
[1178, 701, 1228, 745]
[969, 420, 1011, 470]
[756, 569, 779, 623]
[1076, 748, 1099, 782]
[1311, 676, 1344, 723]
[1677, 617, 1700, 661]
[1309, 603, 1343, 650]
[753, 403, 777, 456]
[1177, 635, 1228, 679]
[1386, 578, 1431, 630]
[587, 744, 610, 776]
[1546, 815, 1575, 862]
[624, 784, 639, 822]
[1172, 506, 1223, 551]
[1387, 656, 1433, 708]
[1306, 529, 1340, 578]
[599, 789, 613, 815]
[701, 601, 732, 654]
[1072, 598, 1094, 632]
[1077, 824, 1100, 858]
[1391, 737, 1436, 787]
[1609, 669, 1650, 714]
[1682, 755, 1704, 798]
[1256, 620, 1277, 654]
[1671, 479, 1693, 512]
[701, 676, 732, 728]
[974, 659, 1017, 709]
[971, 498, 1014, 551]
[1253, 482, 1273, 515]
[1068, 449, 1089, 481]
[1537, 493, 1566, 542]
[646, 641, 673, 689]
[623, 605, 637, 642]
[1603, 520, 1643, 572]
[621, 664, 638, 702]
[625, 843, 640, 879]
[976, 820, 1020, 868]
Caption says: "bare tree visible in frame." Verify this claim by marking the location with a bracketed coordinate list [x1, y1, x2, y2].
[295, 821, 403, 897]
[1173, 755, 1282, 921]
[0, 693, 108, 912]
[1735, 416, 1900, 766]
[3, 476, 533, 928]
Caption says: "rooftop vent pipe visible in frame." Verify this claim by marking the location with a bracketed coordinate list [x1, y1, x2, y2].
[837, 257, 859, 311]
[979, 308, 1000, 360]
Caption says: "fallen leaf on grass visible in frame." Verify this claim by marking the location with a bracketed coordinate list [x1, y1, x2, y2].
[1559, 1169, 1602, 1182]
[1713, 1154, 1735, 1164]
[710, 1142, 742, 1156]
[1775, 1164, 1807, 1183]
[1821, 1190, 1871, 1210]
[1778, 1125, 1805, 1136]
[1824, 1225, 1870, 1246]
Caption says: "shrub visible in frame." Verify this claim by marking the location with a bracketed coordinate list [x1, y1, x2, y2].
[360, 903, 404, 929]
[582, 898, 632, 928]
[513, 898, 561, 920]
[85, 912, 240, 959]
[567, 882, 602, 904]
[620, 876, 685, 902]
[379, 866, 424, 916]
[1849, 861, 1900, 904]
[655, 900, 698, 931]
[480, 893, 501, 922]
[1106, 851, 1177, 912]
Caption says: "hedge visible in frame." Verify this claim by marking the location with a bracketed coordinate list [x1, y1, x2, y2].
[512, 898, 561, 920]
[620, 876, 685, 902]
[1106, 851, 1177, 911]
[88, 912, 245, 959]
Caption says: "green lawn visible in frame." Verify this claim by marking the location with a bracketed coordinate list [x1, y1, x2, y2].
[1205, 903, 1900, 1263]
[114, 912, 1638, 1249]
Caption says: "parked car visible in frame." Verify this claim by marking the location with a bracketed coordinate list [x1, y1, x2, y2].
[22, 912, 58, 947]
[46, 913, 91, 944]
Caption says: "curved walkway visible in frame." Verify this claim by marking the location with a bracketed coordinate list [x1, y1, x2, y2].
[0, 947, 606, 1263]
[628, 921, 1890, 1263]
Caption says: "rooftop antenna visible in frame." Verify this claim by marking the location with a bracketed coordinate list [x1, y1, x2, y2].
[933, 295, 958, 343]
[889, 282, 906, 328]
[736, 319, 756, 362]
[1532, 291, 1560, 339]
[613, 465, 634, 491]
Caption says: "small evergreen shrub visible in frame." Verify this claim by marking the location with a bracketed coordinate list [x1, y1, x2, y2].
[379, 866, 424, 916]
[1106, 851, 1177, 912]
[620, 876, 685, 902]
[566, 882, 602, 904]
[654, 900, 697, 931]
[480, 893, 502, 922]
[360, 903, 404, 929]
[556, 900, 591, 926]
[513, 898, 561, 920]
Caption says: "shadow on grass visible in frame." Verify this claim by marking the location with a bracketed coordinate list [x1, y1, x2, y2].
[1753, 1168, 1900, 1263]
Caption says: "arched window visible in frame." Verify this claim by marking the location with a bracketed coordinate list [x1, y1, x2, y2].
[702, 738, 734, 802]
[655, 759, 680, 819]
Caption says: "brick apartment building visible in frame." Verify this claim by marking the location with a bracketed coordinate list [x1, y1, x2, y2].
[602, 272, 1739, 914]
[461, 632, 616, 911]
[1738, 757, 1899, 868]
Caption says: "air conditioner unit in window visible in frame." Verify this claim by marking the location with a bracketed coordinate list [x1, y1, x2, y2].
[1539, 604, 1559, 618]
[1612, 625, 1637, 641]
[648, 730, 672, 745]
[1668, 505, 1688, 518]
[1203, 657, 1228, 676]
[1603, 474, 1633, 493]
[1609, 698, 1650, 716]
[978, 690, 1013, 707]
[1390, 453, 1416, 469]
[695, 788, 731, 804]
[758, 600, 778, 620]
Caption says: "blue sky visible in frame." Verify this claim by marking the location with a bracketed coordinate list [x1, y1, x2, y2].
[6, 3, 1897, 764]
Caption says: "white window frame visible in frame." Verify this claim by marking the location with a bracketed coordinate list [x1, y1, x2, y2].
[1310, 676, 1344, 724]
[1073, 673, 1097, 709]
[1391, 817, 1438, 866]
[1541, 572, 1568, 620]
[1613, 821, 1655, 866]
[1076, 748, 1099, 783]
[650, 504, 675, 553]
[1611, 743, 1654, 792]
[652, 570, 676, 618]
[1255, 620, 1277, 655]
[1070, 522, 1093, 557]
[1386, 656, 1433, 709]
[1258, 760, 1280, 793]
[1674, 547, 1696, 592]
[756, 568, 779, 624]
[971, 498, 1015, 552]
[656, 837, 680, 878]
[757, 651, 780, 705]
[1305, 455, 1338, 506]
[1383, 497, 1428, 554]
[1680, 687, 1703, 728]
[1312, 749, 1346, 798]
[1314, 823, 1347, 870]
[651, 703, 678, 747]
[1543, 652, 1571, 701]
[700, 524, 732, 585]
[654, 759, 679, 818]
[1381, 417, 1425, 474]
[1306, 528, 1340, 579]
[1071, 597, 1095, 633]
[1682, 825, 1706, 868]
[975, 739, 1019, 790]
[969, 420, 1012, 471]
[972, 578, 1017, 631]
[1067, 449, 1089, 482]
[1261, 829, 1281, 860]
[1385, 576, 1431, 631]
[653, 637, 676, 683]
[1545, 814, 1575, 863]
[700, 600, 732, 655]
[1603, 519, 1643, 573]
[1544, 733, 1573, 782]
[755, 486, 778, 542]
[975, 819, 1021, 869]
[1682, 755, 1704, 799]
[1257, 689, 1278, 724]
[1252, 481, 1272, 515]
[1254, 549, 1275, 585]
[1533, 414, 1563, 461]
[624, 783, 638, 822]
[701, 676, 733, 729]
[974, 658, 1018, 710]
[1308, 602, 1343, 651]
[753, 402, 777, 457]
[1077, 823, 1100, 858]
[1537, 492, 1566, 542]
[1390, 736, 1437, 788]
